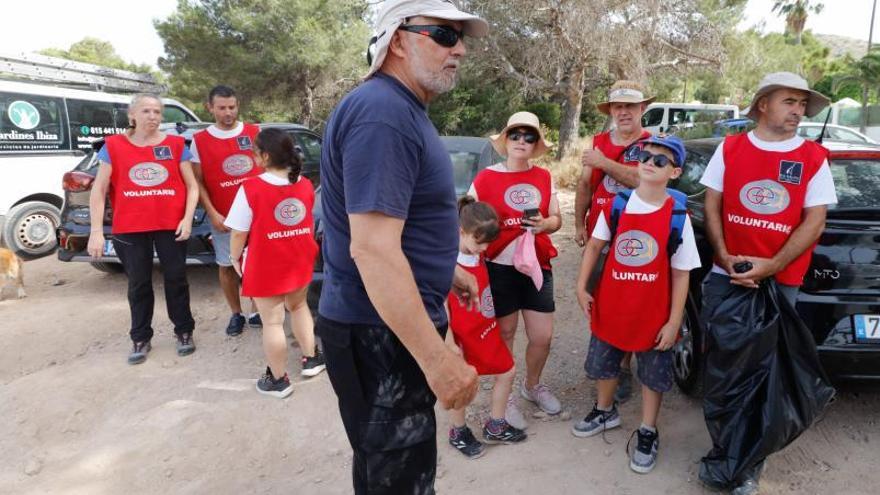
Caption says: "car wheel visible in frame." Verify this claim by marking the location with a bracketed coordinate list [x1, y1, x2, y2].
[1, 201, 61, 261]
[672, 299, 704, 397]
[90, 262, 125, 274]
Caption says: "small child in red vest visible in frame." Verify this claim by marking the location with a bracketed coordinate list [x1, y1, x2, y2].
[446, 196, 525, 459]
[224, 128, 323, 398]
[573, 135, 701, 474]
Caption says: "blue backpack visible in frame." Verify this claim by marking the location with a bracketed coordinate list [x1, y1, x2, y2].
[609, 188, 688, 258]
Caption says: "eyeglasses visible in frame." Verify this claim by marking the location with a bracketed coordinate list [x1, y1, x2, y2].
[507, 129, 539, 144]
[638, 149, 677, 168]
[398, 25, 463, 48]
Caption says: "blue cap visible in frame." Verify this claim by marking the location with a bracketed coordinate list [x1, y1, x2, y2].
[639, 135, 686, 167]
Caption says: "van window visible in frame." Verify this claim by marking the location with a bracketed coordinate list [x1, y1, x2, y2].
[670, 108, 734, 127]
[163, 106, 191, 123]
[642, 108, 664, 127]
[294, 132, 322, 161]
[66, 99, 128, 150]
[0, 92, 69, 152]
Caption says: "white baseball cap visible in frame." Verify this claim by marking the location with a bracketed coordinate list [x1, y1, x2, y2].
[366, 0, 489, 78]
[746, 72, 830, 119]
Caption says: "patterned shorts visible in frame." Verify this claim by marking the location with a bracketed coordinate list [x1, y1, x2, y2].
[584, 334, 674, 393]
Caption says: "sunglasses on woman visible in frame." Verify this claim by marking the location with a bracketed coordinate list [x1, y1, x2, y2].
[638, 149, 677, 168]
[398, 25, 463, 48]
[507, 129, 539, 144]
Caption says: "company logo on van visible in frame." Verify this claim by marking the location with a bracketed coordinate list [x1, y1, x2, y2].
[222, 154, 254, 176]
[129, 162, 169, 187]
[274, 198, 306, 226]
[8, 101, 40, 130]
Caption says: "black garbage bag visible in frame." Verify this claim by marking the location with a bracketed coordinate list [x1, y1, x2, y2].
[699, 279, 835, 488]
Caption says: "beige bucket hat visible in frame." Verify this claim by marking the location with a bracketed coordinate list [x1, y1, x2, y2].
[366, 0, 489, 79]
[745, 72, 831, 119]
[597, 80, 656, 115]
[489, 111, 554, 158]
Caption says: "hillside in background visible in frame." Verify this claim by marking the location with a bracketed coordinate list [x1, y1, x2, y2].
[815, 33, 869, 59]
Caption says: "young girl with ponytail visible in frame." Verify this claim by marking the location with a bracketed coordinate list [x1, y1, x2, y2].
[446, 196, 525, 459]
[224, 128, 324, 398]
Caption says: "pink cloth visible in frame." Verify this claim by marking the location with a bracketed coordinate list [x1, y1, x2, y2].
[513, 229, 543, 290]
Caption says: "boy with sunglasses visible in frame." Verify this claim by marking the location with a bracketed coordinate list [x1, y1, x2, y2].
[573, 135, 701, 474]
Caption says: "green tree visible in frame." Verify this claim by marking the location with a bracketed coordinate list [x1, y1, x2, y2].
[833, 47, 880, 131]
[772, 0, 824, 45]
[40, 37, 155, 74]
[155, 0, 369, 127]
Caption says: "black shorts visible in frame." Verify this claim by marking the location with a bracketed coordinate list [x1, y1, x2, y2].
[486, 262, 555, 317]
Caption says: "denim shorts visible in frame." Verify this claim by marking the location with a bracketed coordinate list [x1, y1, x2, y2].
[211, 226, 232, 266]
[584, 335, 674, 393]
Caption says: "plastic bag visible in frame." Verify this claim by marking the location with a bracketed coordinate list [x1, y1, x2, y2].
[699, 280, 835, 488]
[513, 229, 543, 290]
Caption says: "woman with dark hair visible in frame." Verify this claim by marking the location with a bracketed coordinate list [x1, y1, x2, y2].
[87, 93, 200, 365]
[225, 128, 324, 398]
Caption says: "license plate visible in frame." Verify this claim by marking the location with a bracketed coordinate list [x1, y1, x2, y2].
[854, 314, 880, 343]
[103, 240, 116, 256]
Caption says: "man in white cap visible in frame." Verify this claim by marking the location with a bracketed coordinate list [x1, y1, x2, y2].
[698, 72, 837, 495]
[574, 80, 654, 404]
[317, 1, 488, 492]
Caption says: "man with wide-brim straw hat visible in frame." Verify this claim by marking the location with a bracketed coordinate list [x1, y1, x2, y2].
[573, 79, 655, 405]
[697, 71, 836, 495]
[467, 110, 563, 432]
[317, 1, 489, 493]
[488, 111, 554, 158]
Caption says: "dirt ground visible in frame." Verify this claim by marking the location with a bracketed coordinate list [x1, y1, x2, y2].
[2, 191, 878, 495]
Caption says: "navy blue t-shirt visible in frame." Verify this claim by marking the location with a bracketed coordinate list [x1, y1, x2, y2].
[318, 73, 458, 326]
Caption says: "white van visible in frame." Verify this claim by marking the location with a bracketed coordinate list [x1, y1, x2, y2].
[0, 80, 200, 259]
[641, 102, 740, 134]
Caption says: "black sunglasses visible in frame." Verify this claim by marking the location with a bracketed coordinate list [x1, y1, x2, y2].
[638, 149, 677, 168]
[398, 25, 463, 48]
[507, 129, 539, 144]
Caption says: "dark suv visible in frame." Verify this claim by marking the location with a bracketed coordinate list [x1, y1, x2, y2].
[55, 122, 325, 305]
[671, 138, 880, 393]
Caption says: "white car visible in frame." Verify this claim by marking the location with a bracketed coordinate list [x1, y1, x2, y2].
[797, 123, 878, 144]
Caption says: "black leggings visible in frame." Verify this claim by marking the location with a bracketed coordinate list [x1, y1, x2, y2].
[113, 231, 194, 342]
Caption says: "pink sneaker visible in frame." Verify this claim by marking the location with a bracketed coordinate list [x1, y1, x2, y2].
[521, 383, 561, 414]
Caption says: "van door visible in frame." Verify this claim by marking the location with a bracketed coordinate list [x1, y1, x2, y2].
[641, 107, 665, 134]
[66, 98, 128, 151]
[0, 91, 76, 258]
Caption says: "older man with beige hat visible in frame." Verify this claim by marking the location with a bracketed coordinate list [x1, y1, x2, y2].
[697, 72, 836, 495]
[573, 79, 655, 404]
[317, 1, 488, 493]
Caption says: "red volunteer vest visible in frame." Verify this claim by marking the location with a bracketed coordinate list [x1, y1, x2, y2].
[592, 198, 674, 352]
[472, 166, 558, 269]
[720, 134, 828, 286]
[585, 130, 651, 236]
[105, 134, 187, 234]
[240, 176, 319, 298]
[447, 258, 514, 375]
[192, 123, 262, 216]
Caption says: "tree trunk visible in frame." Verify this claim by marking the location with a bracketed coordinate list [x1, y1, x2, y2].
[301, 85, 315, 128]
[557, 67, 586, 159]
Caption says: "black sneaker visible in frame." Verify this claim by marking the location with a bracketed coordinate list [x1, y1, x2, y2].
[449, 426, 485, 459]
[483, 419, 527, 444]
[127, 340, 151, 365]
[256, 367, 293, 398]
[301, 350, 326, 377]
[628, 427, 659, 474]
[226, 313, 246, 336]
[247, 313, 263, 328]
[176, 332, 196, 356]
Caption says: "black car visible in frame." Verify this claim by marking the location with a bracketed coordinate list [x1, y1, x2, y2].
[441, 136, 503, 197]
[671, 138, 880, 393]
[55, 122, 325, 306]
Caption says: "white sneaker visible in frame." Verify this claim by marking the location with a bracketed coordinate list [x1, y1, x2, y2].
[521, 383, 562, 415]
[505, 395, 529, 430]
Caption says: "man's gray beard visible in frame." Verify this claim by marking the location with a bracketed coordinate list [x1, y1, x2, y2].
[408, 45, 458, 95]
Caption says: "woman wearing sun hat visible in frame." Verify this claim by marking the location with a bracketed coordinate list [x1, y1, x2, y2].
[467, 111, 562, 428]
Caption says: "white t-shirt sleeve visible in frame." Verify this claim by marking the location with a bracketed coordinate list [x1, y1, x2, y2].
[189, 139, 201, 164]
[591, 211, 612, 241]
[804, 160, 838, 207]
[466, 183, 478, 200]
[223, 187, 252, 231]
[671, 215, 702, 271]
[699, 142, 725, 192]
